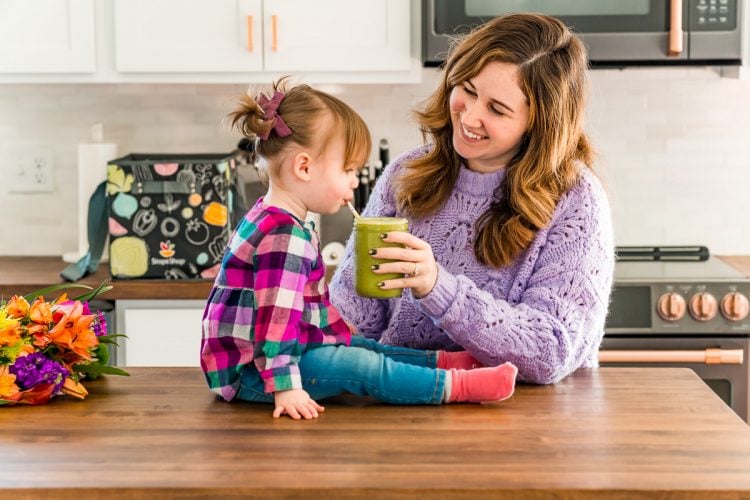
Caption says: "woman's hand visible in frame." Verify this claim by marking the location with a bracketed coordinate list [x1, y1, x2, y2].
[370, 231, 438, 299]
[273, 389, 325, 420]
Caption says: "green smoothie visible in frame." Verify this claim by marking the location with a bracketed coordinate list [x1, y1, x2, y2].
[353, 217, 409, 299]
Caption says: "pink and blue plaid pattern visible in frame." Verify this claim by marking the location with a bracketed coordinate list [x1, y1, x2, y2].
[200, 199, 351, 401]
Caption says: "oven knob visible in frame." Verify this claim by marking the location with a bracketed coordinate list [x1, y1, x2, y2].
[689, 292, 718, 321]
[657, 292, 686, 321]
[720, 292, 750, 321]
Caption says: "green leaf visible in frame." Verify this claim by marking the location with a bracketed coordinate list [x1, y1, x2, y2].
[94, 343, 110, 367]
[23, 283, 93, 302]
[97, 333, 128, 345]
[73, 363, 129, 377]
[72, 280, 112, 302]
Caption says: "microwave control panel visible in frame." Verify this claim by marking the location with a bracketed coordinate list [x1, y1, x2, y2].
[692, 0, 737, 30]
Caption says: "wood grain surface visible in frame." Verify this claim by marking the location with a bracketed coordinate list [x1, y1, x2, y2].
[2, 367, 750, 498]
[0, 256, 212, 299]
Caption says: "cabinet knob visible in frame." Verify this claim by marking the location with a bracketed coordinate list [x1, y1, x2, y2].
[271, 15, 278, 52]
[246, 15, 254, 52]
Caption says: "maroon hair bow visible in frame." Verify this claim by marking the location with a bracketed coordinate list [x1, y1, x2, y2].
[257, 91, 292, 140]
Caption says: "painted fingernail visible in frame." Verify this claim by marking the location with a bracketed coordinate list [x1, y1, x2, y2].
[378, 281, 385, 288]
[368, 249, 376, 255]
[380, 232, 388, 239]
[371, 264, 379, 270]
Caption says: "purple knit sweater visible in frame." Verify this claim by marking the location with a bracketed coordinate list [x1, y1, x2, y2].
[329, 145, 615, 384]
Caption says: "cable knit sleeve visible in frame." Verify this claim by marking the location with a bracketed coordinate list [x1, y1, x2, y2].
[329, 148, 426, 338]
[415, 171, 615, 384]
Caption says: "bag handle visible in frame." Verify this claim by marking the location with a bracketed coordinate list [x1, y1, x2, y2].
[60, 181, 108, 282]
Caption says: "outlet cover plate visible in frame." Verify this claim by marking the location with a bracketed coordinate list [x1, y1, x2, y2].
[7, 146, 54, 193]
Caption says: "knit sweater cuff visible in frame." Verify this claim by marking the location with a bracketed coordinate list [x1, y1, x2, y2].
[416, 263, 459, 320]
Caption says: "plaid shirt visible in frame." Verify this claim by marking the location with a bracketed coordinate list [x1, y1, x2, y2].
[200, 199, 351, 401]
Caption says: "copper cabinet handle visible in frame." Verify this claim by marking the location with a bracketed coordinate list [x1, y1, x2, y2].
[271, 14, 278, 52]
[668, 0, 683, 56]
[599, 348, 744, 365]
[246, 15, 253, 52]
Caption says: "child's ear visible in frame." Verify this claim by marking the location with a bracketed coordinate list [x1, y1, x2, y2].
[291, 151, 312, 181]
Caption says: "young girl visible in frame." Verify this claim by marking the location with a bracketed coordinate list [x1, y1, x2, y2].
[200, 80, 518, 420]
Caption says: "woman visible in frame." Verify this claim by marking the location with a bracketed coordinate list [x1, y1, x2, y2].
[329, 13, 615, 384]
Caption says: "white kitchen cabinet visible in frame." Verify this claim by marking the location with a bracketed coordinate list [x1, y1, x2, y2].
[0, 0, 96, 73]
[113, 0, 263, 72]
[116, 300, 204, 367]
[113, 0, 411, 74]
[262, 0, 411, 72]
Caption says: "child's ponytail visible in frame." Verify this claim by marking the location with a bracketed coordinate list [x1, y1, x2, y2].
[227, 94, 273, 143]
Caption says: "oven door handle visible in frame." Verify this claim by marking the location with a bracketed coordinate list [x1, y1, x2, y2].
[599, 348, 744, 365]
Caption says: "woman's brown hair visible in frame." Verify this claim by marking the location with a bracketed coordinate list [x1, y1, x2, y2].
[396, 13, 593, 267]
[227, 78, 371, 175]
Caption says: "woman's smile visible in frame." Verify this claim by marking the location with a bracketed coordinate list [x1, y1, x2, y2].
[459, 123, 486, 142]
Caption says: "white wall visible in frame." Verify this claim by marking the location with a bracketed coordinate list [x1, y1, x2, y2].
[1, 66, 749, 257]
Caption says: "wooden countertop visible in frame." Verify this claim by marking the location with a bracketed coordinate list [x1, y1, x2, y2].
[1, 255, 749, 301]
[2, 367, 750, 498]
[720, 255, 750, 277]
[0, 257, 212, 299]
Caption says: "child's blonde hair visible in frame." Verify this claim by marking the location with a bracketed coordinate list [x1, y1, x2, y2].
[228, 78, 371, 176]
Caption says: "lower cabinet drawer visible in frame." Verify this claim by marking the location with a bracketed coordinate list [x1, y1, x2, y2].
[115, 299, 204, 367]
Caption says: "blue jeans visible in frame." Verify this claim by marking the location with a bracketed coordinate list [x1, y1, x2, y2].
[237, 336, 446, 405]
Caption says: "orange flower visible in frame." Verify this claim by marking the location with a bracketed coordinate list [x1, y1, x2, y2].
[61, 377, 88, 399]
[47, 301, 98, 361]
[31, 331, 51, 349]
[5, 295, 29, 319]
[27, 322, 49, 335]
[18, 344, 35, 356]
[29, 297, 53, 325]
[0, 365, 20, 399]
[0, 310, 21, 348]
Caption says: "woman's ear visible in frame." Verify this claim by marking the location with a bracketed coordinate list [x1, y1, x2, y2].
[290, 151, 312, 181]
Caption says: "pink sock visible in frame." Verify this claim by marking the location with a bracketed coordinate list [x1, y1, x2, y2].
[436, 350, 483, 370]
[447, 362, 518, 403]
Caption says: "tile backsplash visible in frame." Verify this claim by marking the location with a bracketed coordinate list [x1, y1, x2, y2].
[1, 67, 749, 257]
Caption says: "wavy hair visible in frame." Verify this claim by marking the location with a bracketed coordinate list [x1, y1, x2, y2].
[227, 77, 371, 176]
[396, 13, 593, 267]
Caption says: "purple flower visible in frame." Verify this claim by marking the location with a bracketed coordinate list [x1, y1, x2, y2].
[92, 311, 107, 337]
[10, 352, 69, 393]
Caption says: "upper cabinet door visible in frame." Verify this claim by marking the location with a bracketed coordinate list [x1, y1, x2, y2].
[263, 0, 410, 72]
[0, 0, 95, 73]
[114, 0, 263, 72]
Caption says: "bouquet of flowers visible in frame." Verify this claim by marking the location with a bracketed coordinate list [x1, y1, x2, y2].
[0, 281, 128, 405]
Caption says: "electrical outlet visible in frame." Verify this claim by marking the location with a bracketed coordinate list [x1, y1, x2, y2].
[7, 146, 54, 193]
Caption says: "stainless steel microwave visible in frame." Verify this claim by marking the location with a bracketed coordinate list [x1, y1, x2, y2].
[423, 0, 743, 67]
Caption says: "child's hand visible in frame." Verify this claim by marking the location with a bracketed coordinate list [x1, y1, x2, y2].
[273, 389, 325, 420]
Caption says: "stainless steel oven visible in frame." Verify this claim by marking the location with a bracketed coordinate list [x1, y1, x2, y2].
[423, 0, 743, 66]
[602, 257, 750, 422]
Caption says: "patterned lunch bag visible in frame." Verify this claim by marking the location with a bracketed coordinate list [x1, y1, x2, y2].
[105, 153, 246, 279]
